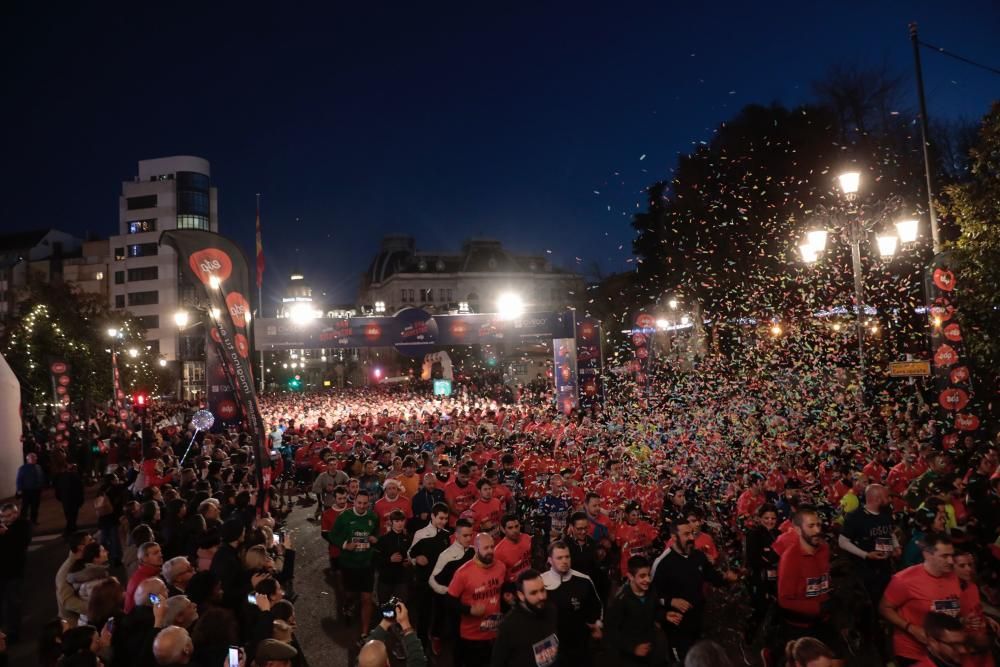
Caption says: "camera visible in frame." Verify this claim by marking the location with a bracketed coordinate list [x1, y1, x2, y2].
[380, 596, 401, 620]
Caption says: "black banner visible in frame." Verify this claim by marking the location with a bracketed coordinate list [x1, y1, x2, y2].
[925, 251, 979, 448]
[160, 230, 269, 497]
[576, 317, 604, 408]
[205, 327, 240, 429]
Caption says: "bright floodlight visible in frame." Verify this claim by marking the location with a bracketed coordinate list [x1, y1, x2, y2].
[876, 235, 898, 259]
[838, 171, 861, 196]
[799, 243, 818, 264]
[655, 318, 669, 330]
[208, 275, 221, 289]
[174, 311, 190, 327]
[289, 302, 316, 324]
[770, 324, 782, 337]
[106, 327, 119, 338]
[158, 358, 167, 367]
[668, 299, 679, 310]
[496, 292, 524, 320]
[374, 300, 386, 313]
[806, 229, 828, 253]
[127, 348, 139, 358]
[895, 219, 919, 244]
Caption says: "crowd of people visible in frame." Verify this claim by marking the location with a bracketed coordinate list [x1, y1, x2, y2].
[3, 344, 999, 667]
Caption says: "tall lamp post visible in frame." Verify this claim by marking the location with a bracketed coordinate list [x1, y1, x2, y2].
[798, 171, 921, 403]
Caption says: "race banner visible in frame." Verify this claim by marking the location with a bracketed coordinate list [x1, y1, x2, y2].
[576, 317, 603, 408]
[925, 251, 979, 447]
[553, 338, 579, 415]
[205, 327, 240, 429]
[160, 230, 269, 501]
[49, 359, 72, 444]
[111, 351, 128, 423]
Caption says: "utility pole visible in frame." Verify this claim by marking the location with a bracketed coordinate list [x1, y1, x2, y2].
[909, 22, 942, 253]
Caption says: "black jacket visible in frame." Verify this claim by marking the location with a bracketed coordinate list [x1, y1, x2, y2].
[490, 601, 559, 667]
[408, 525, 451, 586]
[210, 542, 243, 608]
[0, 518, 32, 578]
[541, 569, 602, 656]
[605, 585, 660, 664]
[374, 530, 411, 585]
[651, 547, 724, 635]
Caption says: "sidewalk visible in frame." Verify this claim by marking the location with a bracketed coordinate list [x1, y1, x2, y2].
[3, 483, 101, 539]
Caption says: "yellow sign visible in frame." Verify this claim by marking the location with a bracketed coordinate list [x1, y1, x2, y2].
[889, 361, 931, 377]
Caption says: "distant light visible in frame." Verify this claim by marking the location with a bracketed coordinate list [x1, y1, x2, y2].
[210, 307, 222, 320]
[806, 229, 828, 253]
[496, 292, 524, 320]
[681, 315, 690, 325]
[895, 219, 919, 244]
[106, 327, 119, 338]
[833, 323, 842, 332]
[321, 356, 327, 362]
[128, 348, 139, 358]
[374, 300, 386, 314]
[458, 301, 470, 314]
[932, 316, 942, 328]
[282, 363, 288, 369]
[770, 324, 782, 337]
[838, 171, 860, 196]
[374, 367, 382, 379]
[800, 243, 819, 264]
[668, 299, 679, 310]
[208, 275, 221, 289]
[290, 362, 298, 369]
[876, 235, 898, 259]
[158, 358, 167, 367]
[655, 318, 670, 331]
[173, 311, 189, 327]
[289, 302, 316, 324]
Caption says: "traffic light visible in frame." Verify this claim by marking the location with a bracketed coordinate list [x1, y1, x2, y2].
[287, 375, 301, 391]
[133, 392, 148, 415]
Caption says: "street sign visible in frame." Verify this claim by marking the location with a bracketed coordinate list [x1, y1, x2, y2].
[889, 360, 931, 377]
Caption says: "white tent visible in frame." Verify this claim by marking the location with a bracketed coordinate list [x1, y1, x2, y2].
[0, 353, 22, 499]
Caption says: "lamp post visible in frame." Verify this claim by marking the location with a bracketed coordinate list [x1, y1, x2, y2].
[174, 309, 206, 401]
[798, 171, 922, 405]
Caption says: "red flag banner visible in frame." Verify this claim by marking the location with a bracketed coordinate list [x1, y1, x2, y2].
[160, 229, 269, 503]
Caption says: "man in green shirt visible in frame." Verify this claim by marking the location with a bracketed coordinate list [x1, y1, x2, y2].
[329, 488, 379, 637]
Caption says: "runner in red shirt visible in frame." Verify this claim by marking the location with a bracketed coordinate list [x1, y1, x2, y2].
[320, 486, 349, 615]
[954, 548, 996, 666]
[494, 515, 533, 584]
[879, 532, 964, 664]
[374, 479, 412, 532]
[467, 479, 503, 535]
[447, 532, 507, 667]
[736, 474, 767, 522]
[443, 464, 477, 527]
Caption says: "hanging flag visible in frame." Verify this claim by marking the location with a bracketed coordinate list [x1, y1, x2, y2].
[159, 229, 270, 508]
[255, 200, 265, 290]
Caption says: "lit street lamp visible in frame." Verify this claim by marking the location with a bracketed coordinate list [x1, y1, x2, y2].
[798, 171, 922, 403]
[496, 292, 524, 321]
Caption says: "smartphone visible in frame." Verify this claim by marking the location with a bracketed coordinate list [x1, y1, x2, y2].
[149, 593, 161, 605]
[246, 593, 257, 606]
[272, 532, 280, 546]
[228, 646, 240, 666]
[106, 617, 115, 633]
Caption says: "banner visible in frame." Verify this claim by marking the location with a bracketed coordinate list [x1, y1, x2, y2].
[160, 230, 269, 500]
[553, 338, 579, 415]
[925, 251, 979, 447]
[576, 317, 603, 408]
[205, 327, 240, 429]
[49, 359, 72, 444]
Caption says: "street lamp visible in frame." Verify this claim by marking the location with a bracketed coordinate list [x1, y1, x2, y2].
[374, 301, 386, 314]
[496, 292, 524, 320]
[838, 171, 860, 198]
[174, 310, 190, 328]
[107, 327, 119, 338]
[895, 219, 919, 244]
[668, 298, 679, 310]
[158, 358, 167, 368]
[876, 234, 898, 259]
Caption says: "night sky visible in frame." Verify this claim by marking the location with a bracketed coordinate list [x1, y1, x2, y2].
[3, 1, 998, 307]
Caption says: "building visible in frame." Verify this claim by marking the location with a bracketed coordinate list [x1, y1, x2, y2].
[359, 235, 584, 314]
[109, 156, 219, 397]
[0, 229, 108, 322]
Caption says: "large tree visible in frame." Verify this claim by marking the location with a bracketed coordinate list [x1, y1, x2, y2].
[940, 102, 1000, 382]
[2, 282, 171, 411]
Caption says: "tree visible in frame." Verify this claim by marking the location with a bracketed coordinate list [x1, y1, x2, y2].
[1, 282, 168, 412]
[940, 102, 1000, 382]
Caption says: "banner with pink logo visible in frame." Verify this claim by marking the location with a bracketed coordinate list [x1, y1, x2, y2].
[160, 230, 268, 499]
[925, 252, 979, 447]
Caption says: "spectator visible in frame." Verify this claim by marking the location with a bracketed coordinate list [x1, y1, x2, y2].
[684, 640, 733, 666]
[152, 625, 194, 666]
[784, 636, 835, 667]
[57, 531, 96, 626]
[125, 542, 164, 614]
[252, 638, 298, 667]
[364, 599, 426, 667]
[55, 464, 86, 534]
[0, 502, 31, 642]
[163, 556, 196, 596]
[15, 452, 44, 525]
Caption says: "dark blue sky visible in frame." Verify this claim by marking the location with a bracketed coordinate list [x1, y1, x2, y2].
[3, 1, 997, 305]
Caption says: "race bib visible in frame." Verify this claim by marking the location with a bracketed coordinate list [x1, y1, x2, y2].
[932, 598, 961, 617]
[532, 634, 559, 667]
[875, 537, 894, 553]
[479, 614, 502, 633]
[805, 574, 830, 598]
[351, 535, 370, 550]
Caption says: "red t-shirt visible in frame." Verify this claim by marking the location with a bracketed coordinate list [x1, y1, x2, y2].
[467, 498, 503, 533]
[882, 564, 963, 660]
[321, 505, 349, 557]
[612, 520, 658, 550]
[777, 539, 831, 620]
[494, 535, 533, 583]
[447, 559, 507, 640]
[374, 496, 412, 532]
[443, 480, 477, 525]
[736, 489, 765, 519]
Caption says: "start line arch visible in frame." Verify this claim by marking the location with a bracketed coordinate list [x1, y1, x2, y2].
[255, 308, 603, 412]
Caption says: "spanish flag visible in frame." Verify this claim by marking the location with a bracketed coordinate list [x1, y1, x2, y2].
[255, 197, 264, 289]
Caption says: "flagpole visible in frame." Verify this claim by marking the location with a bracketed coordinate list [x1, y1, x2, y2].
[256, 193, 265, 394]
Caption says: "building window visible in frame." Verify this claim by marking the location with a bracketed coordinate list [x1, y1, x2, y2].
[420, 288, 433, 302]
[127, 290, 159, 306]
[115, 294, 125, 308]
[136, 315, 160, 330]
[440, 288, 453, 302]
[128, 219, 157, 234]
[408, 289, 415, 303]
[114, 247, 125, 261]
[128, 243, 158, 258]
[94, 271, 104, 281]
[114, 271, 125, 285]
[177, 191, 210, 216]
[176, 171, 209, 190]
[126, 194, 158, 210]
[127, 266, 158, 282]
[146, 340, 160, 354]
[176, 215, 209, 230]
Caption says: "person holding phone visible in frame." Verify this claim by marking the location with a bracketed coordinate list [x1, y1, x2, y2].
[363, 599, 426, 667]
